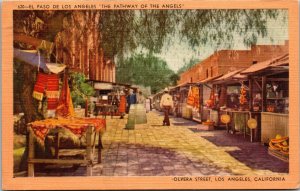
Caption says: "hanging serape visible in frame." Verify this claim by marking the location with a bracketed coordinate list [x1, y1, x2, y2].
[56, 73, 75, 118]
[32, 72, 59, 110]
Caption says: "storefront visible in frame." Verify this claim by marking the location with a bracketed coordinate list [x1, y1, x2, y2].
[241, 54, 289, 144]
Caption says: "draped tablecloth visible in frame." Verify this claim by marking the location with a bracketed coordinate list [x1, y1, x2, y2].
[29, 118, 106, 143]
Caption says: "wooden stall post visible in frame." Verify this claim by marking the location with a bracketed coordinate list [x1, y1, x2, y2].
[54, 132, 60, 159]
[199, 84, 203, 121]
[85, 98, 88, 117]
[86, 125, 93, 176]
[27, 125, 35, 177]
[262, 76, 267, 112]
[249, 77, 253, 111]
[98, 133, 103, 163]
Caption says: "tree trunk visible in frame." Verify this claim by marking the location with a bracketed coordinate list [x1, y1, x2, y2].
[20, 64, 43, 124]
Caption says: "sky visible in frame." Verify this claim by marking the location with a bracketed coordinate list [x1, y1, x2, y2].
[158, 10, 288, 72]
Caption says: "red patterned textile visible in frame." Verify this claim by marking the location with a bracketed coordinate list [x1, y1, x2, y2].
[30, 118, 106, 143]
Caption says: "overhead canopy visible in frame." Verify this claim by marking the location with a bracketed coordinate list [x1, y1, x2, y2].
[212, 69, 247, 84]
[94, 82, 113, 90]
[14, 48, 66, 74]
[199, 74, 223, 83]
[241, 53, 289, 75]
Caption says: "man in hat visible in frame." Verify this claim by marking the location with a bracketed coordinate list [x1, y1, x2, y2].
[160, 87, 174, 126]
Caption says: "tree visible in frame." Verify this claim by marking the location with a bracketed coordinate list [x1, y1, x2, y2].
[70, 72, 95, 107]
[13, 9, 286, 122]
[117, 53, 175, 93]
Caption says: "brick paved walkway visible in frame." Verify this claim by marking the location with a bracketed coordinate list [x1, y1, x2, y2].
[34, 111, 288, 176]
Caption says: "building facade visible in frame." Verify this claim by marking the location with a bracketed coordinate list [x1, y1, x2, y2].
[178, 41, 289, 84]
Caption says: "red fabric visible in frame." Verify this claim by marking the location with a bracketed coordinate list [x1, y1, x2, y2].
[56, 74, 74, 117]
[30, 118, 106, 143]
[33, 73, 59, 110]
[119, 95, 126, 113]
[33, 73, 48, 94]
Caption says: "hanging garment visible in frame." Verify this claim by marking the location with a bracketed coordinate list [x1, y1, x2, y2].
[187, 86, 195, 106]
[56, 74, 75, 118]
[33, 73, 48, 101]
[46, 74, 60, 110]
[33, 73, 59, 110]
[119, 95, 126, 113]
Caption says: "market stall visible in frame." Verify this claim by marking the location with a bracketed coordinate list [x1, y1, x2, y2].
[200, 75, 223, 126]
[211, 69, 263, 142]
[241, 54, 289, 144]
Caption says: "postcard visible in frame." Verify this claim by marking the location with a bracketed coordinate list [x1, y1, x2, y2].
[1, 0, 299, 190]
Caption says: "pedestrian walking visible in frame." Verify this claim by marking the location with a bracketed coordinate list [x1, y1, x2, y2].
[160, 88, 174, 126]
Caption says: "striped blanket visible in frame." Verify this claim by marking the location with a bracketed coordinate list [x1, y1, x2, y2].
[33, 72, 59, 110]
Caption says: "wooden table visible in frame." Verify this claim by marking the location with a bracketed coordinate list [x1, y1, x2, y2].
[222, 110, 247, 135]
[27, 119, 105, 177]
[95, 104, 116, 118]
[222, 110, 260, 142]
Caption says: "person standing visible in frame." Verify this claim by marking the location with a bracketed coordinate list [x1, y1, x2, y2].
[160, 88, 174, 126]
[145, 98, 151, 113]
[119, 90, 126, 119]
[126, 89, 137, 113]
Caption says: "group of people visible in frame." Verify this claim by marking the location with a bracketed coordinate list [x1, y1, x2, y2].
[97, 87, 174, 127]
[109, 89, 151, 119]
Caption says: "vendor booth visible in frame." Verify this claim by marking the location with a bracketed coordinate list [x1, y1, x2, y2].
[241, 54, 289, 145]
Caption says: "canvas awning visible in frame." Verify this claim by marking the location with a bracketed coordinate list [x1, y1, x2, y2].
[241, 53, 289, 75]
[94, 82, 113, 90]
[14, 48, 66, 74]
[199, 74, 223, 83]
[213, 69, 244, 82]
[212, 69, 247, 84]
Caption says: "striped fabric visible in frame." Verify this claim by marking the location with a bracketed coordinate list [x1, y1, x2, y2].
[32, 72, 59, 110]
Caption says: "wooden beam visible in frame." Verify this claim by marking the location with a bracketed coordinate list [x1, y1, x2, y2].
[249, 77, 253, 111]
[253, 79, 262, 91]
[267, 78, 289, 82]
[261, 76, 267, 112]
[28, 159, 89, 165]
[86, 126, 93, 176]
[28, 125, 35, 177]
[14, 33, 52, 48]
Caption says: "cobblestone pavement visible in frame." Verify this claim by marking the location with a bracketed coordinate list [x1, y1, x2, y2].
[34, 111, 288, 176]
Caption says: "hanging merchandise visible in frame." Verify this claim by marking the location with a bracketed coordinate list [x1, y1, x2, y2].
[206, 88, 215, 108]
[239, 84, 248, 105]
[56, 73, 75, 118]
[187, 86, 194, 106]
[33, 72, 48, 101]
[33, 72, 59, 110]
[46, 74, 60, 110]
[192, 86, 200, 109]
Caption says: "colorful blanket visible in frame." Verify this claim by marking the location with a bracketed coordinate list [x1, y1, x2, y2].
[33, 72, 59, 110]
[29, 118, 106, 144]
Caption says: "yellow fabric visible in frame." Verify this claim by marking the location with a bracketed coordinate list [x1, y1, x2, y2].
[32, 91, 44, 101]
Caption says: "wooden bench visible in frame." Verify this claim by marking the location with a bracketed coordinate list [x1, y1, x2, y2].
[27, 124, 103, 176]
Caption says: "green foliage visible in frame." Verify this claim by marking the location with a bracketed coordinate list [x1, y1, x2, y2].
[14, 9, 285, 59]
[70, 72, 95, 107]
[116, 53, 175, 93]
